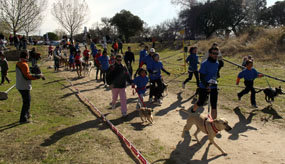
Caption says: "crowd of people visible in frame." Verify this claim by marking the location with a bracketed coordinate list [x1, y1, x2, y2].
[0, 38, 265, 123]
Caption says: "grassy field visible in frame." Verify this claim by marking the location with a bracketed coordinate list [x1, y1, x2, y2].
[0, 40, 284, 163]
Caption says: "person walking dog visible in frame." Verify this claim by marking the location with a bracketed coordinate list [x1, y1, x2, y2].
[236, 60, 263, 108]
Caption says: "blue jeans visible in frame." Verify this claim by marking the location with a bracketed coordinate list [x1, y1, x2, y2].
[18, 90, 31, 122]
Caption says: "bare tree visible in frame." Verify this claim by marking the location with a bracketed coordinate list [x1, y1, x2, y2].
[171, 0, 198, 8]
[0, 0, 46, 36]
[22, 17, 43, 37]
[52, 0, 89, 39]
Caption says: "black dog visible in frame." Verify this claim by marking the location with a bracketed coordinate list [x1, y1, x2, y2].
[30, 65, 45, 80]
[259, 86, 284, 103]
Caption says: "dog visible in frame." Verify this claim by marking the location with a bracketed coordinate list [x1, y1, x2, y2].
[139, 107, 154, 124]
[181, 110, 232, 155]
[262, 86, 284, 103]
[82, 61, 93, 77]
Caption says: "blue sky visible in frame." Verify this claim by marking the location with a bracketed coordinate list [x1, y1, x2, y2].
[39, 0, 280, 35]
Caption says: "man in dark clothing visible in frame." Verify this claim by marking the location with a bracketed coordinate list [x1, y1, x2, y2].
[0, 52, 10, 85]
[109, 55, 132, 118]
[118, 41, 123, 54]
[124, 46, 135, 77]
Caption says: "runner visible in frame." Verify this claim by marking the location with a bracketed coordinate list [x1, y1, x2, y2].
[0, 52, 10, 85]
[112, 40, 119, 54]
[182, 47, 200, 89]
[132, 68, 149, 109]
[236, 60, 263, 108]
[191, 47, 220, 119]
[148, 53, 170, 104]
[48, 45, 53, 58]
[201, 43, 223, 78]
[83, 45, 90, 66]
[98, 50, 110, 87]
[140, 48, 156, 73]
[139, 46, 148, 68]
[94, 49, 102, 80]
[75, 50, 83, 78]
[124, 46, 135, 77]
[109, 55, 132, 118]
[53, 46, 61, 72]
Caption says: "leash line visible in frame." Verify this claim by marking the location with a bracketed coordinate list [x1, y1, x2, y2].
[64, 76, 149, 164]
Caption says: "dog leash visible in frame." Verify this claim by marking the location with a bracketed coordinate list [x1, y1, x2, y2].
[134, 88, 147, 108]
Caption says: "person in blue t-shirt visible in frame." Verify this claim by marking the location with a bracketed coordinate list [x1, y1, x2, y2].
[139, 46, 148, 67]
[191, 47, 220, 119]
[182, 47, 200, 88]
[99, 50, 110, 86]
[132, 68, 149, 109]
[148, 53, 170, 105]
[236, 60, 263, 108]
[90, 41, 98, 58]
[140, 48, 156, 72]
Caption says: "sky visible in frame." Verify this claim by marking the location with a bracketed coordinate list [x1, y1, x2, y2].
[38, 0, 280, 35]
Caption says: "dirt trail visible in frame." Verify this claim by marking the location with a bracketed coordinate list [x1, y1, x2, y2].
[55, 64, 285, 164]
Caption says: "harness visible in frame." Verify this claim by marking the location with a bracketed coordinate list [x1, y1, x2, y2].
[204, 118, 219, 134]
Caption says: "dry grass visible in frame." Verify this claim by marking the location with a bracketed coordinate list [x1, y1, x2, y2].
[195, 27, 285, 63]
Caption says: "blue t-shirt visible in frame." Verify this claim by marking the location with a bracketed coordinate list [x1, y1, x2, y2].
[149, 61, 163, 80]
[99, 55, 109, 71]
[143, 55, 155, 70]
[199, 59, 219, 89]
[238, 68, 258, 81]
[139, 50, 148, 64]
[133, 76, 149, 94]
[186, 53, 199, 71]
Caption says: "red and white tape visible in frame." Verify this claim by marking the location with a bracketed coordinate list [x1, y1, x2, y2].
[65, 77, 149, 164]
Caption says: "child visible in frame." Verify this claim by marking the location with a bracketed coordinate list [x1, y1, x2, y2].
[149, 53, 170, 104]
[75, 50, 82, 77]
[0, 52, 10, 85]
[236, 60, 263, 108]
[48, 45, 53, 58]
[98, 51, 110, 86]
[132, 68, 149, 109]
[109, 50, 116, 66]
[83, 45, 90, 65]
[182, 47, 199, 89]
[69, 50, 75, 71]
[94, 49, 102, 80]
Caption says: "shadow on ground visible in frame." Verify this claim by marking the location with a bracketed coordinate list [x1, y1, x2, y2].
[228, 107, 257, 140]
[152, 132, 223, 164]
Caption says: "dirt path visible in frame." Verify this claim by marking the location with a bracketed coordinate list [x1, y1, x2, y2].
[54, 64, 285, 164]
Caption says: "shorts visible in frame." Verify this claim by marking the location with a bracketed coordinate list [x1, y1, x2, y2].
[196, 88, 218, 109]
[75, 60, 81, 67]
[84, 56, 89, 61]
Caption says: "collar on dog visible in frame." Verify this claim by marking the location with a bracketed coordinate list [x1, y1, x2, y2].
[204, 118, 220, 134]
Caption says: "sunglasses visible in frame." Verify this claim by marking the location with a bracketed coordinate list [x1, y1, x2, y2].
[212, 52, 219, 55]
[116, 59, 122, 61]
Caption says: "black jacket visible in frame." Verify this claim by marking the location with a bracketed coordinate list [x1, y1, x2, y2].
[110, 63, 131, 88]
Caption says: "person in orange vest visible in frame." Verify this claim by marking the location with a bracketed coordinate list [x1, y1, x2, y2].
[16, 51, 44, 123]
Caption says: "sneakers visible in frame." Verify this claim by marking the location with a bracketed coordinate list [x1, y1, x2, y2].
[252, 104, 258, 108]
[112, 103, 116, 109]
[182, 82, 185, 89]
[136, 103, 141, 110]
[158, 99, 162, 105]
[237, 94, 241, 101]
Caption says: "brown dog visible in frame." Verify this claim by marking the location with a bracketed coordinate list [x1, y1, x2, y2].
[139, 107, 154, 124]
[181, 111, 232, 155]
